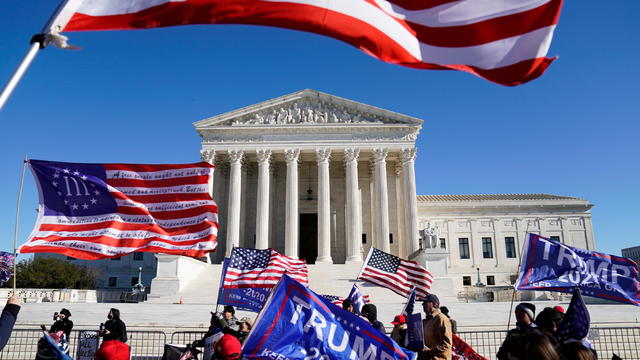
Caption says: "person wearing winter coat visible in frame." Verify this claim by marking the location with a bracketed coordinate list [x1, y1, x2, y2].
[497, 302, 540, 360]
[361, 304, 386, 334]
[100, 308, 127, 343]
[0, 294, 21, 351]
[50, 308, 73, 340]
[420, 294, 452, 360]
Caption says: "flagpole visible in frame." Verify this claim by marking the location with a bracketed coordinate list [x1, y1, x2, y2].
[12, 157, 28, 292]
[0, 0, 83, 111]
[356, 247, 374, 280]
[507, 227, 532, 331]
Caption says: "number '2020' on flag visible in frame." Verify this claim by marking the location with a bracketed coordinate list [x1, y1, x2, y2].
[515, 233, 640, 305]
[19, 160, 218, 260]
[57, 0, 564, 86]
[243, 273, 416, 360]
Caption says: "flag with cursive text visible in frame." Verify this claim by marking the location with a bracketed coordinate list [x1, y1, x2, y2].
[243, 274, 416, 360]
[515, 233, 640, 305]
[19, 159, 218, 260]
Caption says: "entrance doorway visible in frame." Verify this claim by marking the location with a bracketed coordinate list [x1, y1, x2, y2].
[299, 213, 318, 264]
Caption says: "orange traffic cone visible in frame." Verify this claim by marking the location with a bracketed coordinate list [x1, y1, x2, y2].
[179, 297, 183, 304]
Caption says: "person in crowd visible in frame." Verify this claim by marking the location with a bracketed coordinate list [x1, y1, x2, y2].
[361, 304, 386, 334]
[554, 305, 565, 314]
[342, 299, 354, 313]
[50, 308, 73, 340]
[390, 315, 407, 345]
[535, 307, 564, 347]
[95, 338, 130, 360]
[419, 294, 452, 360]
[561, 341, 597, 360]
[213, 333, 242, 360]
[100, 308, 127, 343]
[216, 306, 240, 333]
[439, 306, 457, 334]
[502, 331, 563, 360]
[235, 317, 253, 344]
[194, 313, 223, 347]
[497, 303, 539, 360]
[0, 294, 21, 351]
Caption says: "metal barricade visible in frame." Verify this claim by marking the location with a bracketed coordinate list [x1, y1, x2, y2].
[170, 331, 207, 345]
[128, 331, 166, 360]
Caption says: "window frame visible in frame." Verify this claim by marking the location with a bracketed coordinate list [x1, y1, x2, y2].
[482, 237, 494, 259]
[505, 237, 517, 258]
[458, 238, 470, 259]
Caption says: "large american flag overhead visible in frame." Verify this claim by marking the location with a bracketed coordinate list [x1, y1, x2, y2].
[359, 248, 433, 299]
[223, 247, 308, 288]
[58, 0, 564, 86]
[19, 160, 218, 259]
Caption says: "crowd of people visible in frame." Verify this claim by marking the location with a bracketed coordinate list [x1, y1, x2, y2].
[0, 292, 617, 360]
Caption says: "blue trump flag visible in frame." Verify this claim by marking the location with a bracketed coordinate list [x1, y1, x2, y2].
[347, 284, 367, 315]
[516, 233, 640, 305]
[218, 258, 270, 312]
[243, 274, 416, 360]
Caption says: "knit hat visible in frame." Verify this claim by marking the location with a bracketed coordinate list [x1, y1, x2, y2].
[96, 340, 131, 360]
[60, 308, 71, 317]
[214, 334, 242, 360]
[391, 315, 406, 325]
[422, 294, 440, 307]
[515, 303, 536, 321]
[553, 305, 565, 314]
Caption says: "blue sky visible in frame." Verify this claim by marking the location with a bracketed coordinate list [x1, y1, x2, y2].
[0, 1, 638, 258]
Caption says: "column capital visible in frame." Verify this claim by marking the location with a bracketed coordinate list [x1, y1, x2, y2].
[394, 161, 403, 176]
[372, 148, 388, 163]
[200, 149, 216, 165]
[256, 149, 272, 164]
[400, 148, 417, 163]
[284, 149, 300, 164]
[343, 148, 360, 163]
[315, 148, 331, 163]
[227, 149, 244, 163]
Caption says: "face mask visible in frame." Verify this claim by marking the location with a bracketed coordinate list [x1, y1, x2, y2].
[108, 314, 113, 320]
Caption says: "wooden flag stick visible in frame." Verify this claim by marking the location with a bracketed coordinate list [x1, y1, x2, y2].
[12, 157, 28, 292]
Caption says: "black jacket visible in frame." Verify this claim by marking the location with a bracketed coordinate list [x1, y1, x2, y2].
[102, 319, 127, 343]
[50, 319, 74, 340]
[0, 304, 20, 350]
[362, 304, 386, 335]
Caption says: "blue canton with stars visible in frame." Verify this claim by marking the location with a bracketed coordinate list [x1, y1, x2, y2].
[367, 248, 401, 273]
[30, 160, 117, 217]
[229, 247, 270, 270]
[556, 288, 591, 342]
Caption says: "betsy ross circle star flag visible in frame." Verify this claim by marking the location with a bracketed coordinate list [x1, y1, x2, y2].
[19, 160, 218, 259]
[58, 0, 564, 86]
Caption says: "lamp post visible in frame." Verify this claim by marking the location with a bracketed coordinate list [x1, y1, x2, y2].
[475, 267, 485, 287]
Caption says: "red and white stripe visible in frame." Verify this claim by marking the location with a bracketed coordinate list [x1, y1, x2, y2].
[20, 162, 218, 260]
[59, 0, 563, 86]
[223, 249, 308, 288]
[359, 249, 433, 299]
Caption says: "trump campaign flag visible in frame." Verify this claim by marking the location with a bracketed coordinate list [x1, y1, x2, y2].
[19, 160, 218, 259]
[51, 0, 563, 86]
[243, 274, 416, 360]
[218, 258, 271, 312]
[515, 233, 640, 305]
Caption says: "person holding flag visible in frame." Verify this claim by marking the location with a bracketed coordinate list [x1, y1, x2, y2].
[419, 294, 452, 360]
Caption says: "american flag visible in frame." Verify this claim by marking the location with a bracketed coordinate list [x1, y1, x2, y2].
[320, 293, 371, 308]
[556, 288, 591, 342]
[359, 248, 433, 299]
[223, 247, 308, 288]
[19, 160, 218, 259]
[57, 0, 563, 86]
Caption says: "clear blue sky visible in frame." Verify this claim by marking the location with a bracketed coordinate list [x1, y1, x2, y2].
[0, 1, 638, 258]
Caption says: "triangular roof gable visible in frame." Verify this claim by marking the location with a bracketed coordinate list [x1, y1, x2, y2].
[194, 89, 423, 128]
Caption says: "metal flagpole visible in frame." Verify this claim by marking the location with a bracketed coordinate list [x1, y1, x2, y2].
[506, 222, 533, 331]
[12, 157, 28, 292]
[0, 0, 83, 111]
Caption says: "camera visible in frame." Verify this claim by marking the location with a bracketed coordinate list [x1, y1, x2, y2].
[53, 312, 59, 321]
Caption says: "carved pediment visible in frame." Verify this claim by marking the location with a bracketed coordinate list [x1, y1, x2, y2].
[194, 89, 423, 128]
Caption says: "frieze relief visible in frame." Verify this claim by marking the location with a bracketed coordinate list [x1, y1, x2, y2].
[228, 99, 404, 126]
[202, 128, 418, 143]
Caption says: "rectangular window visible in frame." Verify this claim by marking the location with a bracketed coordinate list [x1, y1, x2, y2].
[487, 276, 495, 286]
[550, 235, 561, 242]
[440, 238, 446, 249]
[510, 275, 518, 284]
[362, 234, 367, 244]
[482, 237, 493, 258]
[463, 276, 472, 286]
[133, 252, 144, 261]
[505, 237, 516, 258]
[108, 277, 117, 287]
[389, 233, 393, 244]
[459, 238, 470, 259]
[131, 277, 139, 286]
[111, 257, 121, 261]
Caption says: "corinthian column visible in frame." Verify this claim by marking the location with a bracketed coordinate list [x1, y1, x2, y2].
[255, 149, 272, 249]
[373, 148, 391, 253]
[200, 149, 216, 198]
[316, 148, 333, 263]
[344, 148, 362, 262]
[400, 148, 419, 256]
[284, 149, 300, 258]
[226, 150, 243, 255]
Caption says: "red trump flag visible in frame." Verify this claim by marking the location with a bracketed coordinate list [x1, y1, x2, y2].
[19, 160, 218, 260]
[55, 0, 563, 86]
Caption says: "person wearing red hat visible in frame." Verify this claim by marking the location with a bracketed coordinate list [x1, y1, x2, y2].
[213, 334, 242, 360]
[553, 305, 565, 314]
[95, 338, 130, 360]
[390, 315, 407, 345]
